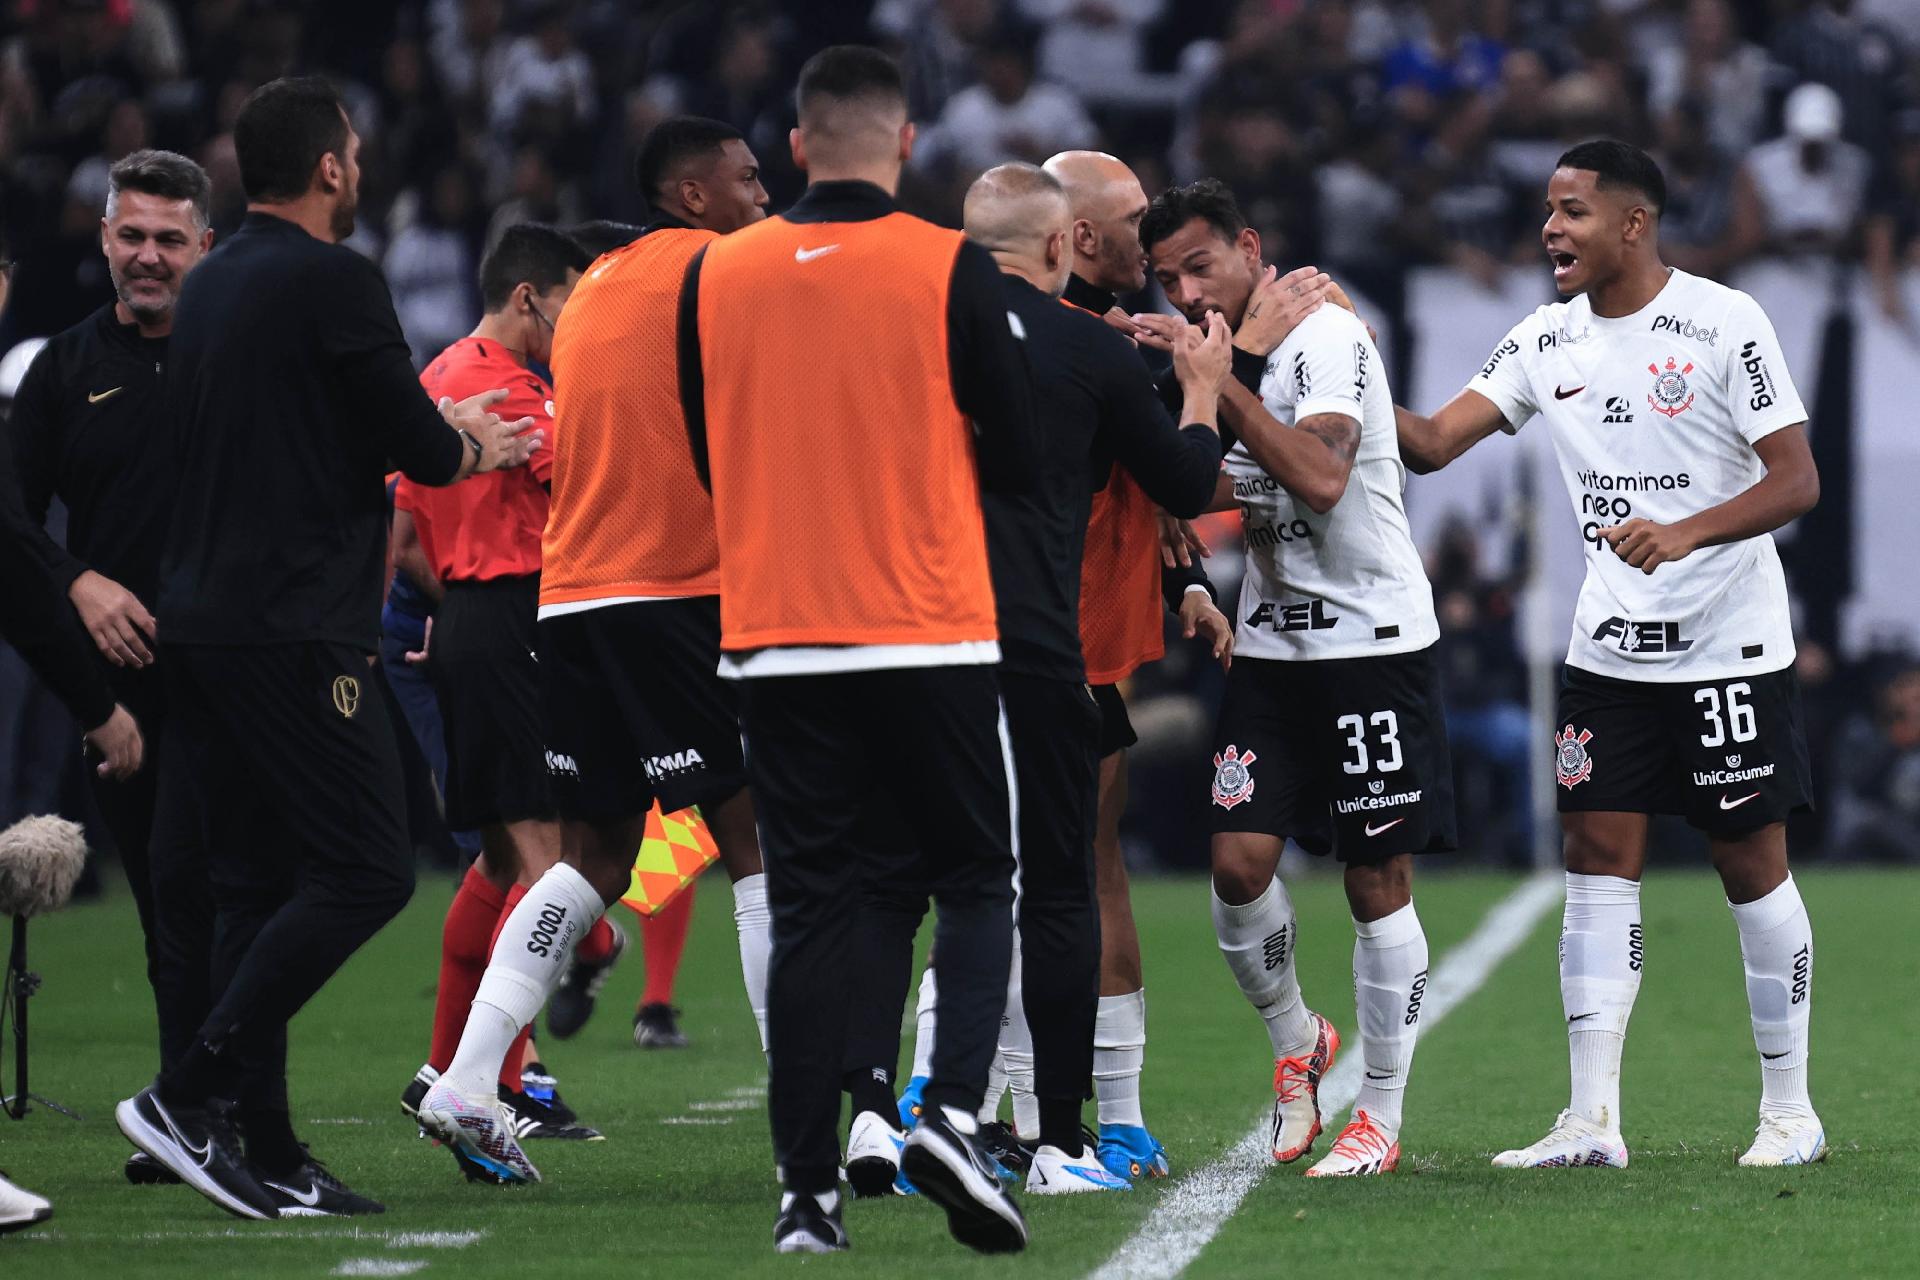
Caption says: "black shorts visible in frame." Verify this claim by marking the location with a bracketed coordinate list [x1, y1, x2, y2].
[1207, 648, 1456, 862]
[430, 576, 553, 828]
[1554, 663, 1812, 837]
[1001, 672, 1101, 899]
[1091, 682, 1137, 758]
[538, 596, 746, 820]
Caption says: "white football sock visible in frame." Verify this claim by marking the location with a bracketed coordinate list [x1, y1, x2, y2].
[1093, 989, 1147, 1128]
[1728, 874, 1814, 1118]
[730, 873, 771, 1052]
[999, 943, 1038, 1138]
[1561, 872, 1643, 1131]
[1213, 877, 1314, 1058]
[1349, 903, 1428, 1135]
[978, 1052, 1008, 1125]
[444, 862, 606, 1100]
[910, 967, 938, 1080]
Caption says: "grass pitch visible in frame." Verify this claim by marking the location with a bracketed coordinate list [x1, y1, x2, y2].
[1, 866, 1913, 1278]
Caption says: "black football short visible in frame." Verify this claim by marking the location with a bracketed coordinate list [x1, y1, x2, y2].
[430, 575, 553, 828]
[537, 596, 746, 821]
[1091, 682, 1138, 758]
[1554, 663, 1812, 837]
[1207, 647, 1456, 862]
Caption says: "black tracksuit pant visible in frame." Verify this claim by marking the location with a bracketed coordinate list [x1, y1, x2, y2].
[738, 664, 1017, 1196]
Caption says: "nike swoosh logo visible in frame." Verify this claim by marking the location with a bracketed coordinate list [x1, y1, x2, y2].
[1568, 1012, 1599, 1022]
[1033, 1167, 1049, 1186]
[1720, 792, 1762, 811]
[264, 1179, 321, 1207]
[794, 245, 841, 263]
[89, 386, 125, 404]
[1365, 1071, 1393, 1081]
[1761, 1051, 1789, 1061]
[1364, 818, 1405, 837]
[1553, 385, 1585, 400]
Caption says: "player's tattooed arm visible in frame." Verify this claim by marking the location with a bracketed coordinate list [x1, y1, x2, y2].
[1218, 381, 1355, 514]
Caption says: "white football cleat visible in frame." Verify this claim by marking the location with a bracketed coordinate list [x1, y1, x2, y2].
[1492, 1109, 1629, 1169]
[1025, 1144, 1131, 1195]
[1305, 1109, 1399, 1177]
[844, 1109, 907, 1198]
[1737, 1112, 1827, 1167]
[0, 1171, 52, 1234]
[416, 1079, 542, 1185]
[1271, 1011, 1340, 1163]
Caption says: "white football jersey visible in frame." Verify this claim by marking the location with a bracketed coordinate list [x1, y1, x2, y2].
[1227, 305, 1438, 662]
[1470, 269, 1806, 682]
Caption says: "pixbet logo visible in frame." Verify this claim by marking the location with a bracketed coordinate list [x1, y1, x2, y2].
[1651, 314, 1719, 347]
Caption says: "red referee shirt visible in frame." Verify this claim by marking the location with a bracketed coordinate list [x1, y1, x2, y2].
[395, 337, 553, 582]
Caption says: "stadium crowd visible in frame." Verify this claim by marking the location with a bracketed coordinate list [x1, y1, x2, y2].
[4, 0, 1920, 871]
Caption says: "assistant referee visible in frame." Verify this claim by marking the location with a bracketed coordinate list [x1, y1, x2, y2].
[114, 77, 541, 1222]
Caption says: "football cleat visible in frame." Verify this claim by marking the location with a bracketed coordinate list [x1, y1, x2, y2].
[1097, 1123, 1170, 1181]
[1271, 1011, 1340, 1163]
[501, 1086, 603, 1141]
[416, 1080, 542, 1184]
[518, 1063, 579, 1125]
[901, 1110, 1028, 1255]
[774, 1189, 849, 1254]
[1305, 1108, 1399, 1177]
[897, 1074, 930, 1129]
[399, 1063, 439, 1122]
[976, 1120, 1036, 1180]
[1492, 1109, 1629, 1169]
[115, 1087, 278, 1220]
[0, 1171, 52, 1235]
[124, 1151, 182, 1186]
[633, 1002, 690, 1049]
[1026, 1144, 1132, 1195]
[1737, 1112, 1828, 1167]
[546, 918, 627, 1039]
[257, 1154, 386, 1217]
[845, 1110, 909, 1199]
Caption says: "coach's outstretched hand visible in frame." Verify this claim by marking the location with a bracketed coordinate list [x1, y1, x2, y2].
[85, 703, 145, 780]
[1179, 588, 1234, 671]
[1175, 310, 1233, 396]
[440, 388, 543, 477]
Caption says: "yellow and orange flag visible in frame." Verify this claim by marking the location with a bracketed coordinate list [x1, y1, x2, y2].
[619, 802, 719, 918]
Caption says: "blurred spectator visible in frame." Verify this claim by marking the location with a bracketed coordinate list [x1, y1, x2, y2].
[1770, 0, 1908, 158]
[483, 143, 581, 251]
[1018, 0, 1164, 108]
[1733, 82, 1870, 257]
[490, 2, 593, 139]
[386, 164, 481, 366]
[1656, 102, 1745, 277]
[1863, 110, 1920, 321]
[428, 0, 510, 110]
[1829, 665, 1920, 860]
[1382, 0, 1505, 142]
[916, 24, 1095, 176]
[65, 95, 148, 213]
[1641, 0, 1768, 157]
[875, 0, 1003, 120]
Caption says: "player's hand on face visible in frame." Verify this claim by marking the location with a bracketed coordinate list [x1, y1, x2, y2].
[1157, 512, 1211, 569]
[1598, 517, 1697, 574]
[68, 569, 157, 668]
[1127, 311, 1185, 353]
[85, 703, 145, 780]
[1179, 590, 1234, 671]
[441, 390, 543, 472]
[1175, 311, 1233, 394]
[1233, 265, 1332, 357]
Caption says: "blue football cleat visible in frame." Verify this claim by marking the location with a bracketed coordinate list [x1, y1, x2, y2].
[897, 1075, 930, 1131]
[1098, 1123, 1170, 1181]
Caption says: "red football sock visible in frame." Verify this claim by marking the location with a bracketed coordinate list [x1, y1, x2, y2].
[428, 864, 508, 1072]
[492, 883, 533, 1093]
[641, 882, 696, 1008]
[575, 914, 615, 966]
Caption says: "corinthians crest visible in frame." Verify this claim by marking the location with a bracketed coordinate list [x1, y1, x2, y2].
[1555, 725, 1594, 789]
[1647, 356, 1695, 418]
[1212, 744, 1257, 809]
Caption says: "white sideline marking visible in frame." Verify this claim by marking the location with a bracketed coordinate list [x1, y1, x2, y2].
[689, 1098, 761, 1112]
[309, 1117, 374, 1126]
[332, 1262, 427, 1278]
[1088, 874, 1562, 1280]
[118, 1228, 486, 1246]
[385, 1231, 486, 1249]
[660, 1116, 733, 1126]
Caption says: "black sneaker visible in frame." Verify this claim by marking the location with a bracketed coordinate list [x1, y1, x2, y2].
[773, 1189, 849, 1254]
[519, 1062, 578, 1126]
[977, 1120, 1038, 1176]
[901, 1110, 1029, 1255]
[114, 1087, 278, 1221]
[124, 1151, 183, 1186]
[633, 1002, 689, 1049]
[499, 1086, 604, 1141]
[546, 918, 627, 1039]
[400, 1063, 439, 1122]
[257, 1154, 386, 1217]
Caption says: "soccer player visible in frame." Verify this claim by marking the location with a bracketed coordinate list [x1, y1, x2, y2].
[394, 223, 607, 1144]
[1141, 178, 1453, 1177]
[118, 76, 539, 1220]
[413, 115, 775, 1185]
[5, 150, 214, 1185]
[1394, 140, 1825, 1169]
[682, 47, 1034, 1255]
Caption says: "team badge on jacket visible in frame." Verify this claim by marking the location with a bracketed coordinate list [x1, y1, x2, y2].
[1555, 725, 1594, 789]
[1212, 745, 1258, 809]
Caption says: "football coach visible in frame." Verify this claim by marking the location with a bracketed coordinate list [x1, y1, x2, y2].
[114, 76, 542, 1221]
